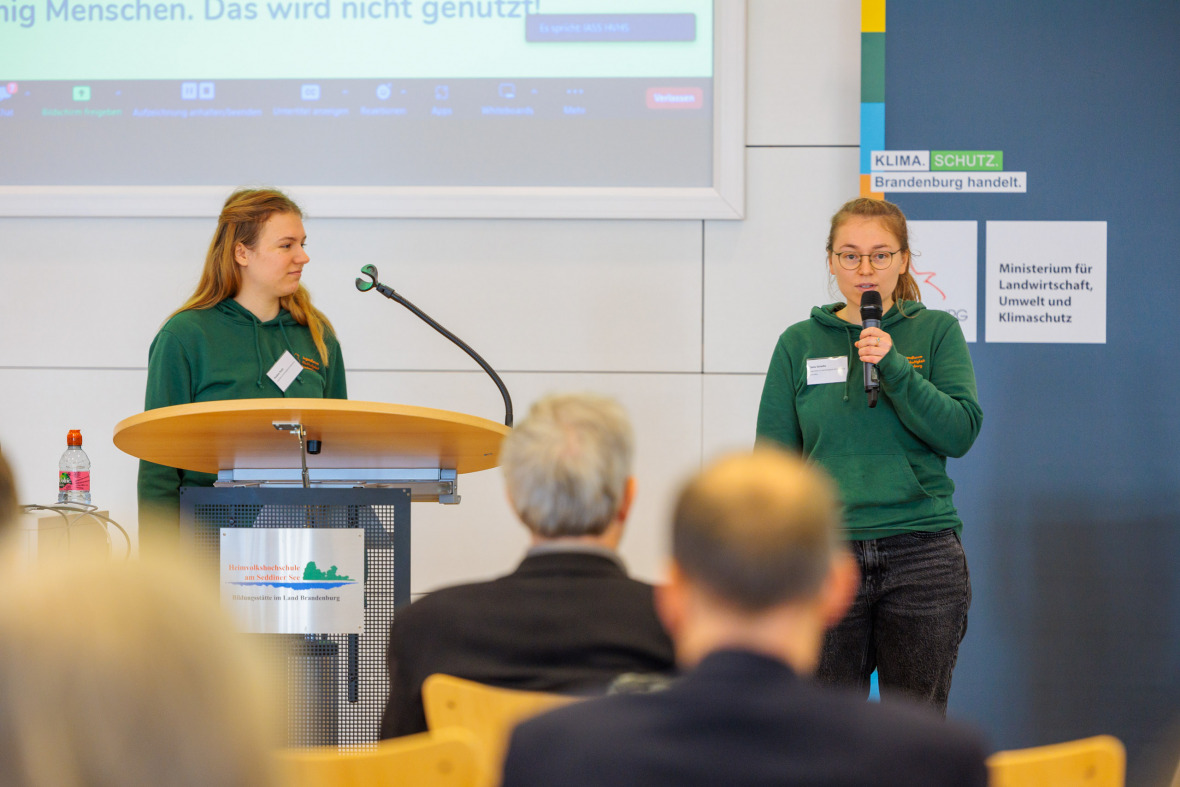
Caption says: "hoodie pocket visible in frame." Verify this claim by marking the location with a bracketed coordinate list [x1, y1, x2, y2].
[815, 453, 931, 511]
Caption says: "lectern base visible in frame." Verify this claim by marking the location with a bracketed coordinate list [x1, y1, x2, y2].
[180, 486, 410, 746]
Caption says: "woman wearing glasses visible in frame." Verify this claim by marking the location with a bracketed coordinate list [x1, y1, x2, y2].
[756, 197, 982, 715]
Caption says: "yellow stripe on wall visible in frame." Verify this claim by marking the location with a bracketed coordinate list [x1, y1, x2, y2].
[862, 0, 885, 33]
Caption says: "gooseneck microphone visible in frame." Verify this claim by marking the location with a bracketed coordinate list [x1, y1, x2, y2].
[356, 265, 514, 427]
[860, 290, 883, 409]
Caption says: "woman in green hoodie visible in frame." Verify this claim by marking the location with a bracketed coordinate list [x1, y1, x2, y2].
[137, 188, 347, 552]
[756, 197, 981, 715]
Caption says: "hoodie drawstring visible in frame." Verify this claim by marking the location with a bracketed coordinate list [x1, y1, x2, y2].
[252, 319, 265, 388]
[843, 329, 855, 403]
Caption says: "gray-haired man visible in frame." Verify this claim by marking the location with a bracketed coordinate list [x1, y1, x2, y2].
[379, 393, 674, 738]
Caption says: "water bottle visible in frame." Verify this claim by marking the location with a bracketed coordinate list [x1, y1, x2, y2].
[58, 429, 91, 505]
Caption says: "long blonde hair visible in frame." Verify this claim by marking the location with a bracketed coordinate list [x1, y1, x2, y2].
[173, 188, 334, 365]
[826, 197, 922, 311]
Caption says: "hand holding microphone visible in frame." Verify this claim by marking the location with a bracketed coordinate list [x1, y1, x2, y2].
[858, 290, 886, 408]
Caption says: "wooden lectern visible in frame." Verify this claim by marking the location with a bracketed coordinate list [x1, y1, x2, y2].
[114, 399, 510, 747]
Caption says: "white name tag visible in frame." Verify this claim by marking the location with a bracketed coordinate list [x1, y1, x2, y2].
[267, 350, 303, 392]
[806, 356, 849, 385]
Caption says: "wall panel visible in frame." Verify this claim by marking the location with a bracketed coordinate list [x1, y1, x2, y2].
[747, 0, 861, 146]
[704, 146, 859, 373]
[316, 218, 706, 374]
[701, 372, 765, 462]
[0, 218, 205, 367]
[350, 370, 703, 590]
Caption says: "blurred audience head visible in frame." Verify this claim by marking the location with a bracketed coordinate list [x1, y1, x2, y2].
[0, 557, 280, 787]
[660, 448, 857, 671]
[672, 448, 843, 611]
[0, 447, 17, 530]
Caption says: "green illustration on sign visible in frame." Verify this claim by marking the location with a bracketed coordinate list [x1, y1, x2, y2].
[303, 561, 352, 582]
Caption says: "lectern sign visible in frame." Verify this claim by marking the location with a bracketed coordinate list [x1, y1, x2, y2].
[220, 528, 364, 634]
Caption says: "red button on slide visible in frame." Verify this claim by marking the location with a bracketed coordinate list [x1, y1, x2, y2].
[646, 87, 703, 109]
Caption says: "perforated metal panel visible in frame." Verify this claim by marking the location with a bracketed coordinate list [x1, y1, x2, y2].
[180, 487, 410, 747]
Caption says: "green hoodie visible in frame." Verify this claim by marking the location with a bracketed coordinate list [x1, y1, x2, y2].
[756, 301, 982, 540]
[136, 299, 347, 548]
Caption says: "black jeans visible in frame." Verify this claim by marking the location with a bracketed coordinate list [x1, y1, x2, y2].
[816, 529, 971, 715]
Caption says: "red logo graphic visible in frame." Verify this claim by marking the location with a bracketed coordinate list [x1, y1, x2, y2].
[909, 263, 946, 300]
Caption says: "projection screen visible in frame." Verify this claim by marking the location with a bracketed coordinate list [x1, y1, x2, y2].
[0, 0, 744, 218]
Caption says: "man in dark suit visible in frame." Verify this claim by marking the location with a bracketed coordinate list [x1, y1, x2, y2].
[379, 393, 675, 739]
[501, 449, 989, 787]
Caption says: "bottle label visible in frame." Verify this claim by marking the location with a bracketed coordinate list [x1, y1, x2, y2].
[59, 471, 90, 492]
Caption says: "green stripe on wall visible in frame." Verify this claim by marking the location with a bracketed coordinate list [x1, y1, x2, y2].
[861, 32, 885, 103]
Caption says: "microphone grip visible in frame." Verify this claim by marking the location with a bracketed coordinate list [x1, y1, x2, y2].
[863, 317, 881, 408]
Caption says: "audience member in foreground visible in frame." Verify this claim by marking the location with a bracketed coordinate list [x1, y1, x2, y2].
[502, 449, 988, 787]
[0, 557, 280, 787]
[0, 448, 16, 531]
[380, 392, 675, 738]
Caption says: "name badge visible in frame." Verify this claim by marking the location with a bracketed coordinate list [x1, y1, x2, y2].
[267, 350, 303, 392]
[806, 356, 848, 385]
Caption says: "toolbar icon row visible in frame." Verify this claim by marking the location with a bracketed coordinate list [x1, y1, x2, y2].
[181, 82, 216, 100]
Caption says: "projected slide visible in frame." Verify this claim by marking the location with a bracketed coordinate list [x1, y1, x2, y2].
[0, 0, 716, 190]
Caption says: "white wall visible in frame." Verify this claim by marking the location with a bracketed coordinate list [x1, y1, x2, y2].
[0, 0, 861, 592]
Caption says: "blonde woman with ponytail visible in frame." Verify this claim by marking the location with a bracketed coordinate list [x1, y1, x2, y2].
[137, 189, 347, 552]
[756, 197, 982, 715]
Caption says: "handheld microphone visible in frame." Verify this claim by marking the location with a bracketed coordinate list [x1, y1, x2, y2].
[860, 290, 883, 409]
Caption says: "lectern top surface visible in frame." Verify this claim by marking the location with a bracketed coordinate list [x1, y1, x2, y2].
[113, 399, 511, 474]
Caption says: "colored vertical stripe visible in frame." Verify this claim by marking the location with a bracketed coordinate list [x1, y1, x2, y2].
[860, 174, 884, 199]
[860, 1, 885, 197]
[862, 0, 885, 32]
[861, 32, 885, 103]
[860, 102, 884, 173]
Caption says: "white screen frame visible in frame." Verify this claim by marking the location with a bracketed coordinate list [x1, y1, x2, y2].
[0, 1, 745, 220]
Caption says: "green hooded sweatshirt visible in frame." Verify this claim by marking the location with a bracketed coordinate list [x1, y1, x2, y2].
[136, 299, 347, 549]
[756, 301, 981, 540]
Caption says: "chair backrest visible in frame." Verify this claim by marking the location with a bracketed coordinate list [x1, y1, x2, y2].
[422, 673, 580, 785]
[274, 727, 483, 787]
[987, 734, 1126, 787]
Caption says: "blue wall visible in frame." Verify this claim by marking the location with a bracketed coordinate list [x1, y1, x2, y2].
[887, 3, 1180, 782]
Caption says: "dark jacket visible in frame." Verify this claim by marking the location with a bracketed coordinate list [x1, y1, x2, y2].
[380, 550, 675, 738]
[502, 649, 989, 787]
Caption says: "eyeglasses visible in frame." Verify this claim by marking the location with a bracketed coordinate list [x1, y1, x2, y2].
[832, 250, 905, 270]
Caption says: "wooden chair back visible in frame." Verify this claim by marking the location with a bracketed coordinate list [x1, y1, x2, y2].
[274, 727, 483, 787]
[987, 734, 1125, 787]
[422, 673, 580, 785]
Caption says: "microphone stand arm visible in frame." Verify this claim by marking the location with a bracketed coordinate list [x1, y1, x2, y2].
[356, 264, 514, 427]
